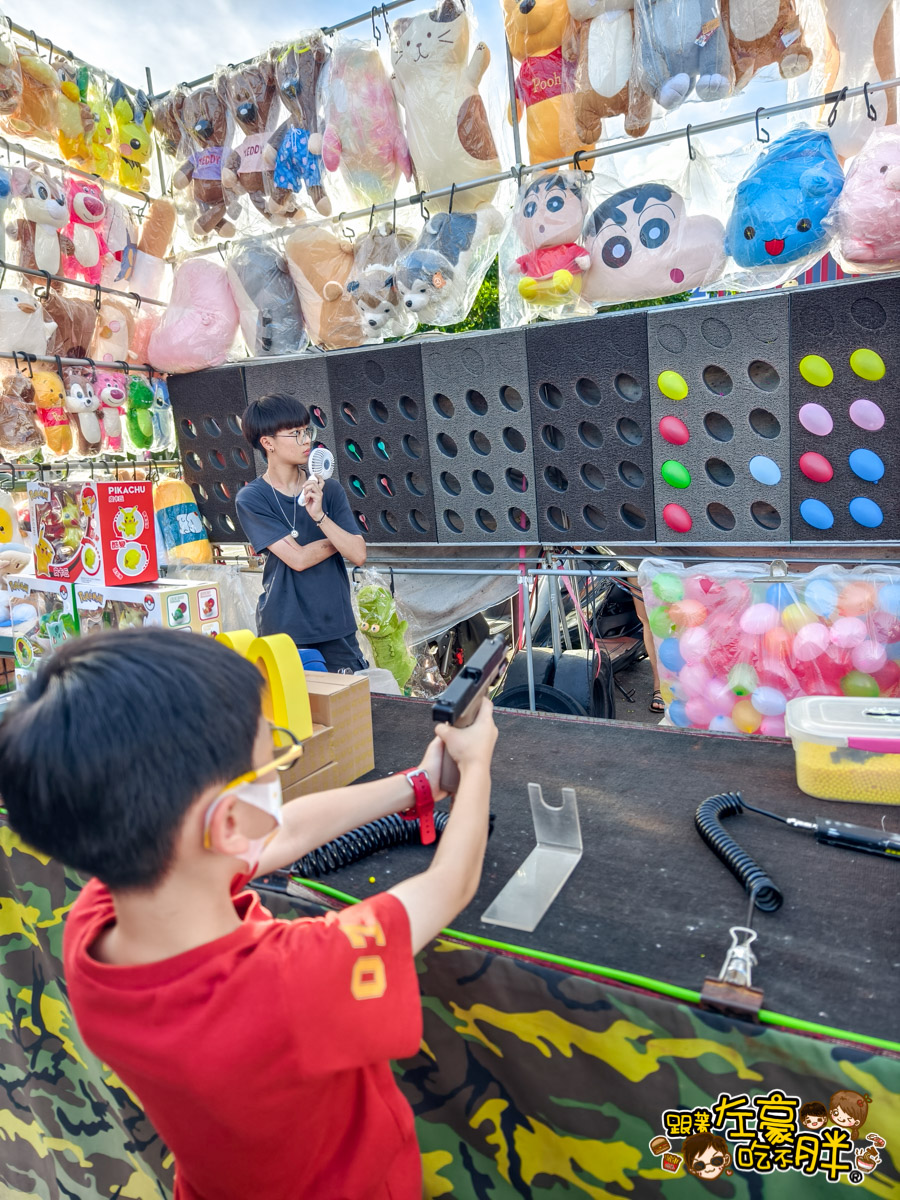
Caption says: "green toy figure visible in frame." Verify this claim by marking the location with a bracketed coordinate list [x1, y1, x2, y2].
[126, 376, 154, 451]
[356, 583, 417, 689]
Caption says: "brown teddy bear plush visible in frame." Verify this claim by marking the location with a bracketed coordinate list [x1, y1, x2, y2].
[0, 367, 42, 456]
[567, 0, 653, 142]
[172, 84, 240, 239]
[152, 89, 187, 159]
[42, 292, 97, 359]
[265, 35, 331, 216]
[723, 0, 813, 91]
[285, 220, 360, 348]
[220, 61, 299, 222]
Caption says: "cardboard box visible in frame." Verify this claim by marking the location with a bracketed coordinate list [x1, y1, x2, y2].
[73, 578, 221, 636]
[280, 672, 374, 801]
[5, 574, 77, 681]
[29, 480, 158, 586]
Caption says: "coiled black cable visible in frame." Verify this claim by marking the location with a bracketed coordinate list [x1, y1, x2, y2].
[695, 792, 784, 912]
[293, 811, 451, 878]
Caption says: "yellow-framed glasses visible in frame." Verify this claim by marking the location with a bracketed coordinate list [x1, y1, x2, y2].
[219, 724, 303, 794]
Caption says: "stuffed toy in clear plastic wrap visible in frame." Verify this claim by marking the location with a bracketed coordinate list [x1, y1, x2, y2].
[1, 45, 58, 142]
[172, 85, 240, 241]
[86, 81, 116, 181]
[90, 297, 135, 366]
[567, 0, 652, 142]
[507, 170, 590, 313]
[265, 34, 332, 216]
[633, 0, 733, 111]
[43, 291, 97, 360]
[640, 559, 900, 736]
[110, 80, 154, 193]
[345, 221, 418, 340]
[148, 258, 239, 373]
[124, 375, 154, 453]
[356, 581, 418, 689]
[284, 221, 360, 350]
[0, 367, 42, 457]
[54, 58, 95, 169]
[582, 177, 725, 304]
[391, 0, 501, 213]
[32, 369, 72, 458]
[219, 59, 302, 224]
[320, 37, 413, 207]
[501, 0, 595, 164]
[832, 127, 900, 273]
[62, 366, 102, 458]
[724, 0, 813, 94]
[723, 127, 844, 286]
[0, 289, 56, 354]
[60, 178, 108, 285]
[819, 0, 894, 161]
[226, 237, 307, 357]
[149, 377, 176, 454]
[0, 23, 22, 117]
[393, 204, 505, 326]
[8, 164, 69, 278]
[94, 370, 128, 454]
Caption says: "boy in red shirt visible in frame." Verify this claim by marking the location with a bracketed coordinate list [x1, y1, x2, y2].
[0, 628, 497, 1199]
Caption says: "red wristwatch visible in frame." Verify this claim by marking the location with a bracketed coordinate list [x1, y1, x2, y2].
[400, 769, 436, 845]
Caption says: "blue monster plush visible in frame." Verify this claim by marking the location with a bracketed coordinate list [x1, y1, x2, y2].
[725, 128, 844, 269]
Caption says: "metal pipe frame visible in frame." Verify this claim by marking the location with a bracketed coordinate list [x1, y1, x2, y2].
[0, 350, 161, 376]
[0, 258, 166, 308]
[5, 16, 141, 92]
[0, 135, 152, 204]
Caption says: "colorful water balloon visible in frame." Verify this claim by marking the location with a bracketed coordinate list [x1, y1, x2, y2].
[849, 347, 885, 381]
[668, 699, 692, 727]
[793, 622, 830, 661]
[662, 503, 692, 533]
[830, 616, 868, 649]
[658, 370, 689, 401]
[782, 603, 818, 635]
[685, 698, 713, 727]
[649, 606, 676, 639]
[751, 686, 787, 716]
[851, 641, 887, 675]
[805, 578, 837, 618]
[798, 403, 833, 436]
[849, 497, 884, 529]
[848, 399, 885, 431]
[798, 354, 834, 387]
[799, 498, 834, 530]
[659, 638, 685, 672]
[661, 460, 691, 489]
[679, 626, 711, 663]
[766, 583, 794, 611]
[759, 715, 786, 737]
[732, 698, 763, 734]
[680, 662, 713, 696]
[749, 455, 781, 486]
[879, 584, 900, 617]
[848, 448, 885, 483]
[838, 582, 878, 617]
[728, 663, 758, 695]
[652, 572, 684, 604]
[669, 599, 708, 629]
[798, 452, 833, 483]
[740, 604, 780, 635]
[706, 678, 736, 715]
[659, 415, 690, 445]
[709, 715, 738, 733]
[840, 670, 880, 697]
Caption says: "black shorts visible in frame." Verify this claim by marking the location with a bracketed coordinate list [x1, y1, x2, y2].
[298, 633, 367, 674]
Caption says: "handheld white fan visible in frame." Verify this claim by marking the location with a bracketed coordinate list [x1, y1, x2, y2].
[299, 446, 335, 505]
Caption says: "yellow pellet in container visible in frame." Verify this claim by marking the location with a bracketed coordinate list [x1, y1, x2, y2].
[794, 740, 900, 803]
[786, 697, 900, 804]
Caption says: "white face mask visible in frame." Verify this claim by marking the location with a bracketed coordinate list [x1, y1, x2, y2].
[203, 776, 284, 872]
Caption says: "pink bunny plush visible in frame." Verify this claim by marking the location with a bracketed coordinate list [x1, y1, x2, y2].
[147, 259, 239, 373]
[320, 38, 412, 207]
[833, 127, 900, 270]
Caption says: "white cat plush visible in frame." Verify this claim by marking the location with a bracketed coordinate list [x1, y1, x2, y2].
[391, 0, 501, 212]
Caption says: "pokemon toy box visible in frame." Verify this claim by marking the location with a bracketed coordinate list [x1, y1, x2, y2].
[28, 480, 158, 587]
[73, 578, 221, 637]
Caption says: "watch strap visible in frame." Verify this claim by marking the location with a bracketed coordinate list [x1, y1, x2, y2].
[400, 768, 436, 844]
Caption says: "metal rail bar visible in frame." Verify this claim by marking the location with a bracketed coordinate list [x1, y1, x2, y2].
[0, 258, 166, 307]
[0, 351, 160, 375]
[5, 16, 140, 91]
[0, 134, 152, 204]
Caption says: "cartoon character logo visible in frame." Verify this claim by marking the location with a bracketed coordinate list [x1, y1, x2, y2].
[829, 1090, 872, 1141]
[582, 182, 726, 304]
[115, 506, 143, 539]
[683, 1133, 732, 1181]
[799, 1101, 828, 1130]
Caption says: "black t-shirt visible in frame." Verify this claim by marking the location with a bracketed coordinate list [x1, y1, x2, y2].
[235, 476, 360, 645]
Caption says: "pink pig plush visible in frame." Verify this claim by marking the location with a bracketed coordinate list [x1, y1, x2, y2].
[147, 258, 239, 373]
[833, 127, 900, 270]
[320, 38, 412, 207]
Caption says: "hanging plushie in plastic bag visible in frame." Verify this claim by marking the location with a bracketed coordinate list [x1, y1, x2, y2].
[171, 84, 242, 242]
[352, 568, 444, 697]
[267, 34, 332, 216]
[722, 126, 844, 290]
[390, 0, 502, 212]
[501, 0, 595, 163]
[319, 36, 413, 207]
[582, 148, 726, 305]
[501, 169, 591, 325]
[227, 236, 307, 357]
[830, 126, 900, 274]
[724, 0, 813, 94]
[345, 220, 418, 340]
[566, 0, 652, 142]
[0, 367, 42, 457]
[62, 366, 102, 458]
[149, 376, 176, 454]
[633, 0, 733, 111]
[393, 202, 505, 326]
[284, 221, 360, 350]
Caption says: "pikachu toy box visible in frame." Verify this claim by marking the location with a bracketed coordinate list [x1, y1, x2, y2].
[5, 575, 78, 683]
[28, 480, 158, 587]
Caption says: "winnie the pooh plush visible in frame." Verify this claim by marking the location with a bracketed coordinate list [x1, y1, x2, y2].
[567, 0, 653, 141]
[391, 0, 501, 212]
[502, 0, 595, 165]
[284, 220, 362, 349]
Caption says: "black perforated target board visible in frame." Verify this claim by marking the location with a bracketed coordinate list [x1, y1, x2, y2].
[169, 365, 252, 543]
[325, 343, 435, 543]
[526, 312, 655, 544]
[421, 330, 539, 544]
[647, 293, 791, 543]
[789, 277, 900, 542]
[242, 355, 338, 479]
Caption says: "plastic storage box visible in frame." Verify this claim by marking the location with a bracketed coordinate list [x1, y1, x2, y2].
[785, 696, 900, 804]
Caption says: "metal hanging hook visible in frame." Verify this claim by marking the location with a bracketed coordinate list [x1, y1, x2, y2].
[755, 107, 769, 144]
[35, 269, 52, 299]
[827, 86, 849, 128]
[381, 3, 391, 34]
[128, 290, 142, 311]
[368, 203, 376, 231]
[685, 124, 696, 161]
[863, 81, 878, 121]
[54, 354, 63, 379]
[29, 29, 39, 55]
[371, 6, 382, 43]
[94, 284, 103, 311]
[86, 355, 97, 382]
[45, 38, 53, 64]
[418, 191, 429, 220]
[448, 182, 456, 214]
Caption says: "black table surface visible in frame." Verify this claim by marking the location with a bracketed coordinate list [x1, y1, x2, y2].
[292, 697, 900, 1044]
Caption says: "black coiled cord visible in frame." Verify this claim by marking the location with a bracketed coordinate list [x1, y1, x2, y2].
[695, 792, 784, 912]
[293, 810, 451, 878]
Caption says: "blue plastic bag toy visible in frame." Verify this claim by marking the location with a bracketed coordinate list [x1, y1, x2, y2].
[725, 128, 844, 268]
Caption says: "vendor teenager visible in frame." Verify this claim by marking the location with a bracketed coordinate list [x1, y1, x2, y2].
[235, 393, 368, 673]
